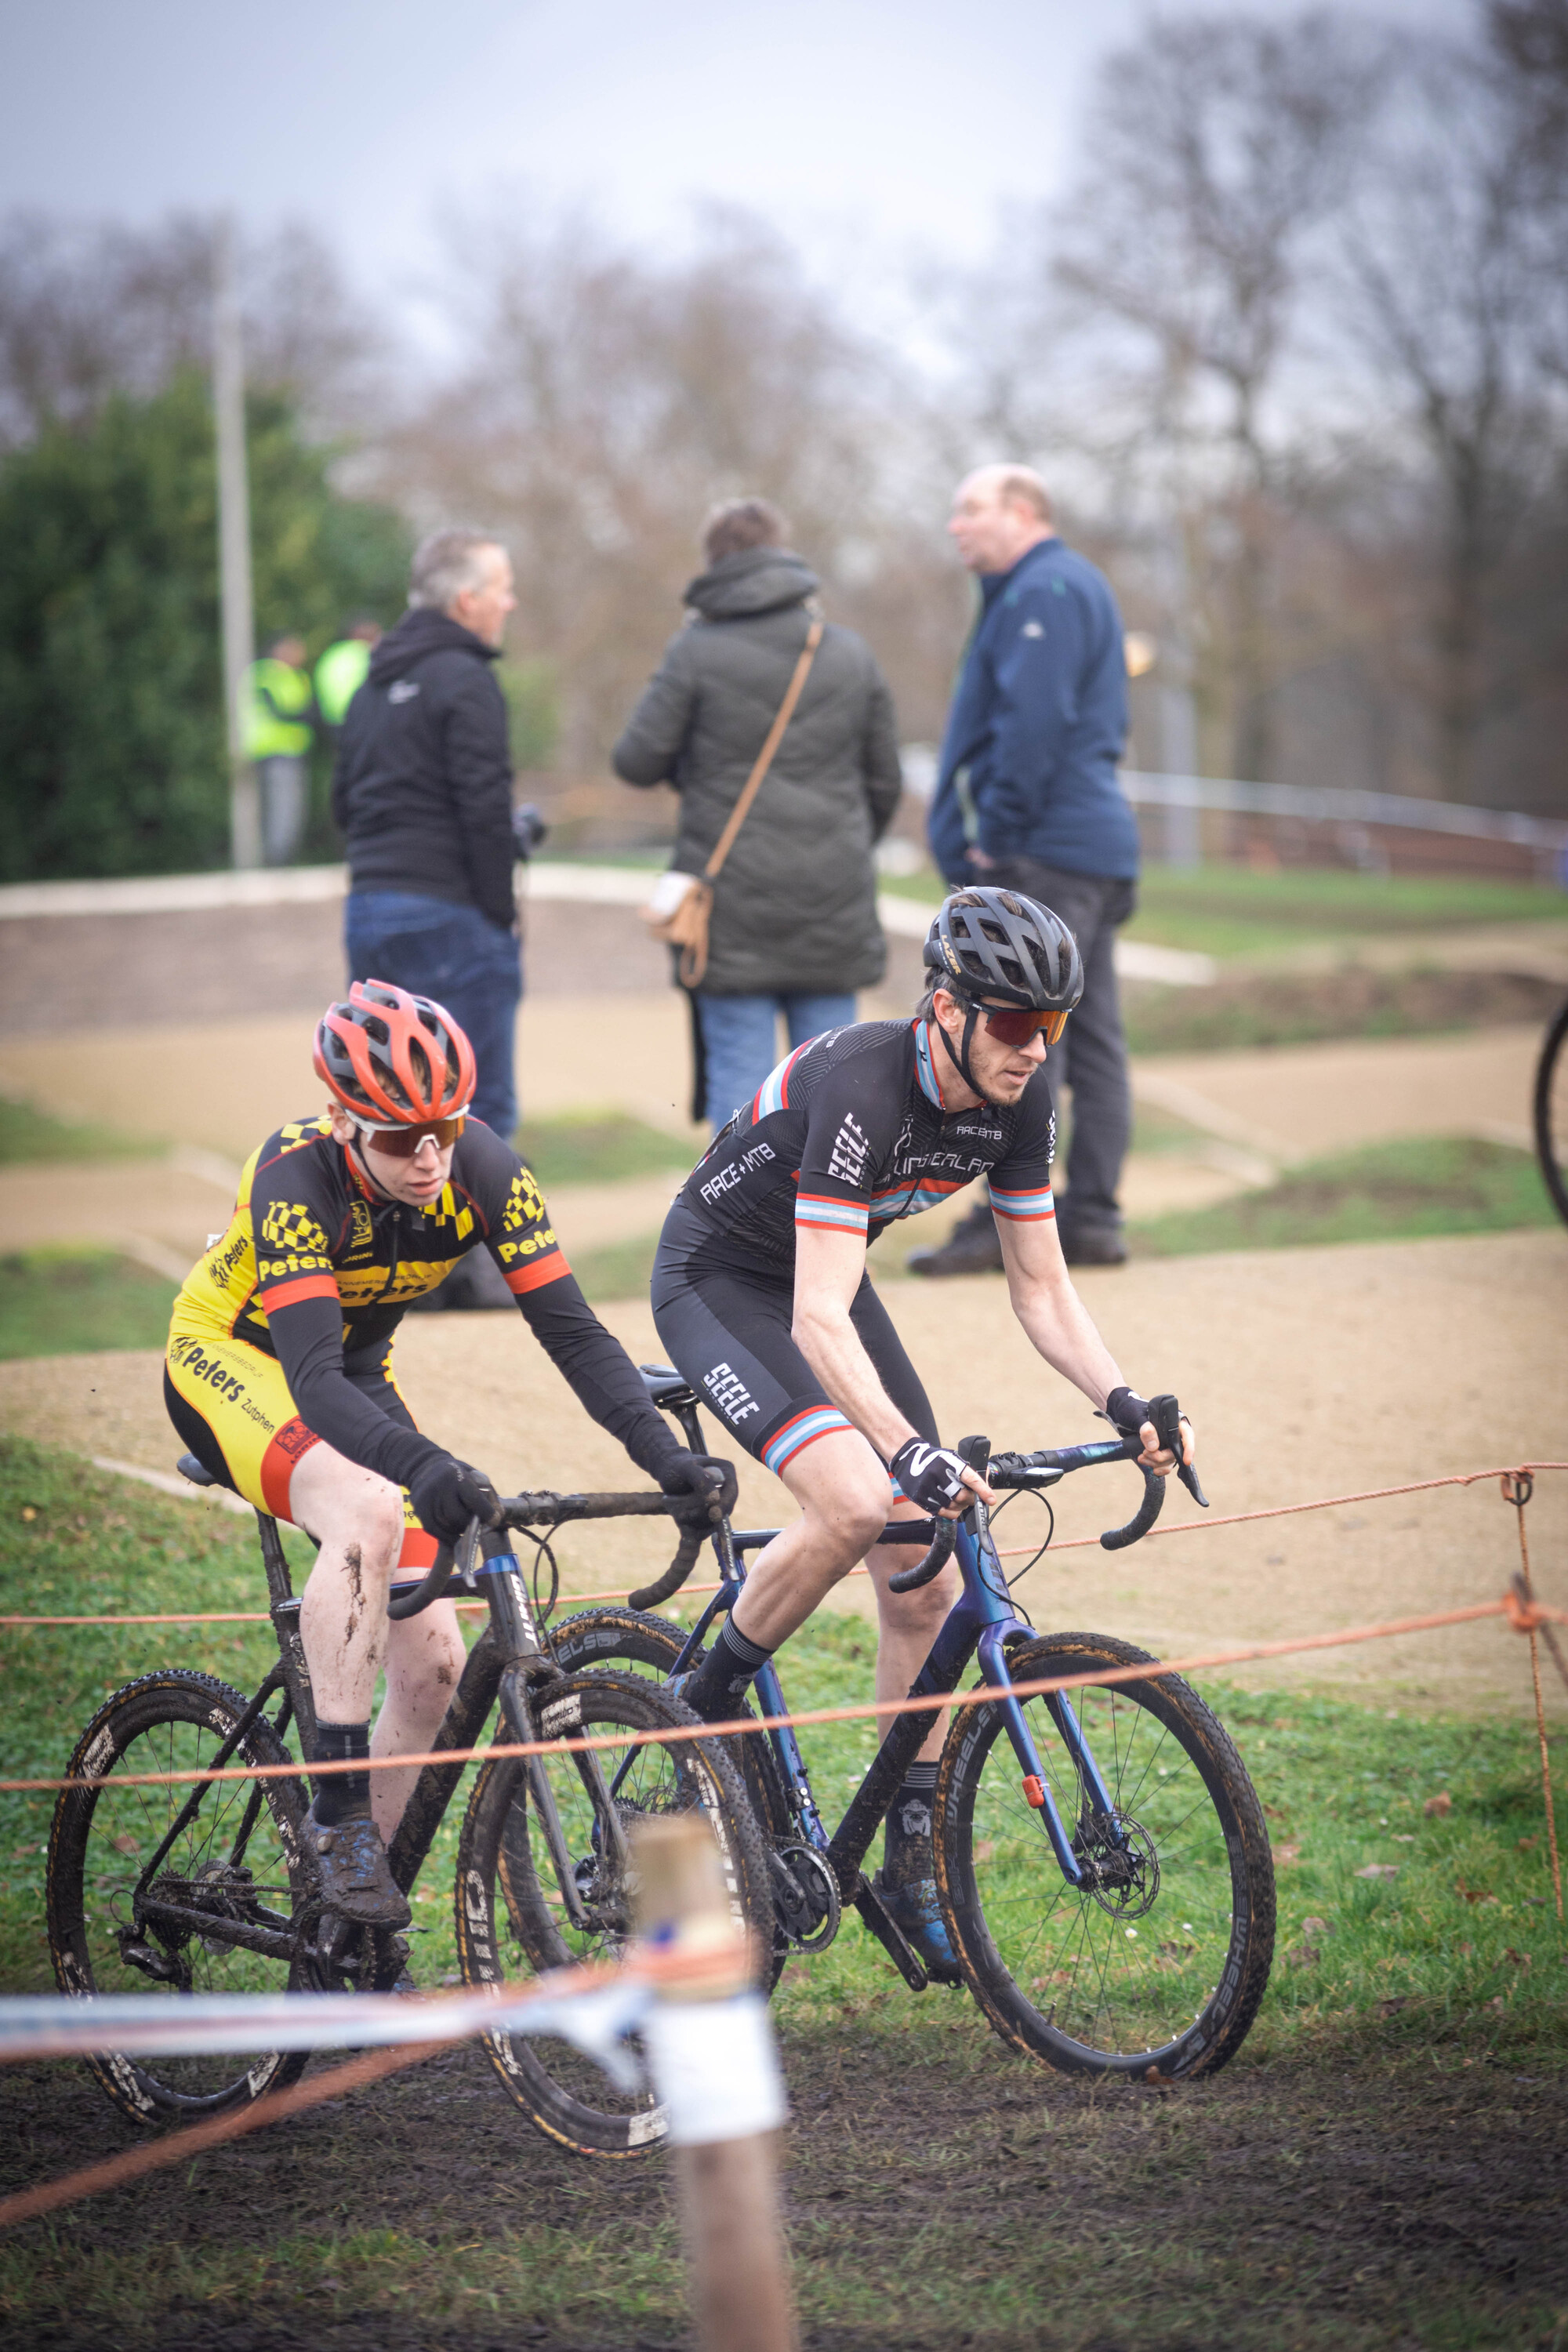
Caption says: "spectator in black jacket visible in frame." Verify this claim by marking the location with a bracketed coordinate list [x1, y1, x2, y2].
[333, 528, 520, 1127]
[332, 528, 521, 1310]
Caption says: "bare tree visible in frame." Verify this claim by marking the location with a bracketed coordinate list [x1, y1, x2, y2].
[1029, 13, 1383, 782]
[1332, 35, 1566, 800]
[387, 201, 953, 772]
[0, 211, 387, 447]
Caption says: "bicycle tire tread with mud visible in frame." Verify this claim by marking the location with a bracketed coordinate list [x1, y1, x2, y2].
[452, 1667, 774, 2159]
[1533, 994, 1568, 1227]
[45, 1669, 314, 2127]
[935, 1632, 1276, 2082]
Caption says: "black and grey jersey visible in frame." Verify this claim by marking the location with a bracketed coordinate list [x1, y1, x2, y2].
[670, 1018, 1057, 1274]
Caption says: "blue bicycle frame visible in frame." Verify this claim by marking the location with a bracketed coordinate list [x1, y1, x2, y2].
[664, 1440, 1134, 1900]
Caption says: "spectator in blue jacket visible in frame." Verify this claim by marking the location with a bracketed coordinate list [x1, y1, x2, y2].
[913, 464, 1139, 1272]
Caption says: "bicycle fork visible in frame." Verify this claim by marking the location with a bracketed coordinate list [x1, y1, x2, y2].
[479, 1537, 633, 1931]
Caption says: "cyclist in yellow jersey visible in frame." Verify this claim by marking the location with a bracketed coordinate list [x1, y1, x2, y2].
[165, 980, 734, 1929]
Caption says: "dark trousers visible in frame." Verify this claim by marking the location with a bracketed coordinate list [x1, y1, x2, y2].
[986, 858, 1135, 1239]
[345, 890, 522, 1142]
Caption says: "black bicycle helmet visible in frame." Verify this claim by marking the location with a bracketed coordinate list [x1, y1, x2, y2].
[922, 888, 1084, 1098]
[924, 888, 1084, 1011]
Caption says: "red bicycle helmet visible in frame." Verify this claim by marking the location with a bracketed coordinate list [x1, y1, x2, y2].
[313, 980, 477, 1127]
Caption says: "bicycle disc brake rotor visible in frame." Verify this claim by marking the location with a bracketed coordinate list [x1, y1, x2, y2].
[771, 1843, 840, 1952]
[1073, 1811, 1161, 1919]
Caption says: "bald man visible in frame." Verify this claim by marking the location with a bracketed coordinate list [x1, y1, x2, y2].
[914, 464, 1140, 1274]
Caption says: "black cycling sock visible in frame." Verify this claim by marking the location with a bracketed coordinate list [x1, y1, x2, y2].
[680, 1617, 775, 1724]
[883, 1760, 939, 1885]
[312, 1720, 372, 1824]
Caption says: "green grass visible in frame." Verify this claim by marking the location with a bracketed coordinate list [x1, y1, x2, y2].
[568, 1229, 663, 1302]
[1123, 964, 1563, 1057]
[515, 1110, 695, 1189]
[0, 1096, 154, 1163]
[2, 1433, 1565, 2347]
[1131, 1135, 1556, 1258]
[0, 1250, 177, 1360]
[879, 862, 1567, 960]
[2, 1430, 1560, 2023]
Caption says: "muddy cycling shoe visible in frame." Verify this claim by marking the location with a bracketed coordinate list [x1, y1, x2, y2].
[871, 1870, 964, 1986]
[303, 1803, 411, 1929]
[905, 1198, 1004, 1279]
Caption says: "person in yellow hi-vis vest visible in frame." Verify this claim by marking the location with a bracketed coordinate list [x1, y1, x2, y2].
[243, 633, 315, 866]
[314, 617, 382, 739]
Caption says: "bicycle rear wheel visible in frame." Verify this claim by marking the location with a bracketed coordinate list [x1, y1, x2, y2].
[47, 1670, 314, 2125]
[455, 1668, 773, 2158]
[1534, 995, 1568, 1228]
[935, 1635, 1274, 2080]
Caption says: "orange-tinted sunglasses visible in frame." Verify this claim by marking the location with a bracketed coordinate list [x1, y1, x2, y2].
[981, 1005, 1071, 1048]
[358, 1114, 467, 1159]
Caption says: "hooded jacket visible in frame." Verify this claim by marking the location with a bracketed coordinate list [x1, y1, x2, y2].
[332, 608, 516, 930]
[612, 548, 902, 998]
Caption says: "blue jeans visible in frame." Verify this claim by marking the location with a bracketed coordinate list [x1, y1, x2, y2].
[696, 991, 857, 1128]
[345, 891, 521, 1142]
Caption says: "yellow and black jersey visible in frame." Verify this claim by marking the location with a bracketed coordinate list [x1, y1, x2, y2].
[176, 1111, 568, 1358]
[167, 1115, 680, 1506]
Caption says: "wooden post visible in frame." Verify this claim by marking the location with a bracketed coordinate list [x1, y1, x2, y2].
[630, 1815, 795, 2352]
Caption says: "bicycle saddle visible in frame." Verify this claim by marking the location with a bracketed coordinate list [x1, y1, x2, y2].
[176, 1453, 220, 1488]
[637, 1362, 700, 1412]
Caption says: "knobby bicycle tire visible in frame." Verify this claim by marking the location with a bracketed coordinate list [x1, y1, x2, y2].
[552, 1603, 793, 1844]
[454, 1668, 774, 2159]
[47, 1670, 315, 2126]
[935, 1634, 1275, 2081]
[1534, 994, 1568, 1229]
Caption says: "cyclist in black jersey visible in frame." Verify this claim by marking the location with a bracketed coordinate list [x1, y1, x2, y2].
[652, 887, 1192, 1973]
[165, 981, 733, 1931]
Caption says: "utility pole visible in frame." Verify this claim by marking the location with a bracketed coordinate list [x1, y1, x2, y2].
[212, 218, 260, 869]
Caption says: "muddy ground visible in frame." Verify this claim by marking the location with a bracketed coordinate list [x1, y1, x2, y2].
[2, 2003, 1565, 2351]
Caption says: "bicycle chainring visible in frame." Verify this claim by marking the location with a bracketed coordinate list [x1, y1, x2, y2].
[771, 1842, 840, 1951]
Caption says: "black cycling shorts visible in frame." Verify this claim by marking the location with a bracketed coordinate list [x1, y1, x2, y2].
[651, 1200, 937, 1479]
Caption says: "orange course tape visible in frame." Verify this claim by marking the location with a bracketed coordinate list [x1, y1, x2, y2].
[5, 1461, 1563, 1632]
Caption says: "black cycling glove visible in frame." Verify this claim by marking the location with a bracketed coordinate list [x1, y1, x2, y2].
[1105, 1387, 1153, 1439]
[409, 1454, 504, 1546]
[889, 1436, 971, 1515]
[659, 1452, 739, 1527]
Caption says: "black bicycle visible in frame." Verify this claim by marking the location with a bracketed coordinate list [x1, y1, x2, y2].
[1535, 993, 1568, 1228]
[45, 1462, 772, 2158]
[546, 1369, 1275, 2143]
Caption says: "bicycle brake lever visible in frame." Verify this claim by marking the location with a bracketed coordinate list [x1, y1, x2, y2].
[1149, 1392, 1209, 1509]
[1178, 1461, 1210, 1509]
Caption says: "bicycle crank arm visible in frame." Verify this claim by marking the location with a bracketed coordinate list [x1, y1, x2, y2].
[134, 1900, 298, 1965]
[851, 1875, 929, 1992]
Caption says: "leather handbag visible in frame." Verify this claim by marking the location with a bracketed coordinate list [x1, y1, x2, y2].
[641, 618, 823, 989]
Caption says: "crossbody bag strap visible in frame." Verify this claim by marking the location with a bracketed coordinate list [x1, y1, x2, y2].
[700, 618, 823, 884]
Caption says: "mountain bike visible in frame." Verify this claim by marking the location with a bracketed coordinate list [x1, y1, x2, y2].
[1534, 993, 1568, 1228]
[550, 1368, 1276, 2132]
[45, 1460, 771, 2158]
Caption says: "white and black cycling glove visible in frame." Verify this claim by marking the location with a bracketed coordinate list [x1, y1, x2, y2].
[889, 1436, 971, 1515]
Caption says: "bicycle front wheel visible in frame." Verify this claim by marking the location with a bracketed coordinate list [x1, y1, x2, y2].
[47, 1670, 314, 2125]
[455, 1669, 773, 2158]
[1534, 994, 1568, 1228]
[936, 1635, 1275, 2081]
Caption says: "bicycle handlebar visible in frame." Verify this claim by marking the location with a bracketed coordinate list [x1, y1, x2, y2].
[387, 1487, 718, 1621]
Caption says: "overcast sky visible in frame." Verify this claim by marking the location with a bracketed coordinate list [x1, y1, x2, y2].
[3, 0, 1470, 324]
